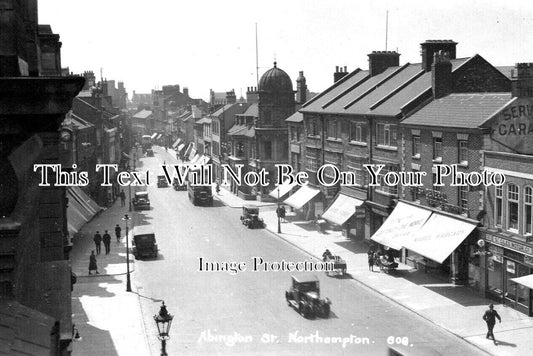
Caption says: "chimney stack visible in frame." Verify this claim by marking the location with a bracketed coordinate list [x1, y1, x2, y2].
[368, 51, 400, 77]
[421, 40, 457, 72]
[226, 89, 236, 104]
[511, 63, 533, 98]
[334, 65, 349, 83]
[183, 87, 189, 97]
[246, 86, 258, 104]
[432, 51, 453, 99]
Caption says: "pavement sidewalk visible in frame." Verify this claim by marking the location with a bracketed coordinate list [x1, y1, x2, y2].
[70, 199, 151, 356]
[214, 186, 533, 356]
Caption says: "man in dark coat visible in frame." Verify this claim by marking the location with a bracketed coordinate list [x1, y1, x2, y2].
[102, 230, 112, 255]
[89, 251, 99, 275]
[115, 224, 122, 242]
[93, 231, 102, 255]
[483, 304, 501, 344]
[119, 190, 126, 207]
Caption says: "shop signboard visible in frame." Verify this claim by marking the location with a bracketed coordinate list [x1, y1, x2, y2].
[524, 255, 533, 267]
[486, 234, 533, 256]
[489, 97, 533, 154]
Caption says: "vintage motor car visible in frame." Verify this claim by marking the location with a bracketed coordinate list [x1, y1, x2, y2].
[146, 148, 154, 157]
[285, 274, 331, 318]
[157, 175, 169, 188]
[173, 177, 187, 191]
[132, 191, 150, 210]
[132, 226, 158, 259]
[240, 205, 265, 229]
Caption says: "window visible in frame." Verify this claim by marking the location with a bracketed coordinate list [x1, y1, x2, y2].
[264, 141, 272, 160]
[432, 171, 441, 192]
[350, 122, 367, 143]
[375, 164, 399, 196]
[236, 142, 245, 157]
[525, 186, 532, 235]
[508, 183, 519, 231]
[327, 120, 340, 139]
[346, 157, 366, 187]
[296, 127, 301, 141]
[376, 123, 397, 147]
[411, 170, 420, 201]
[412, 135, 420, 158]
[459, 185, 468, 214]
[306, 148, 319, 171]
[433, 137, 442, 162]
[495, 186, 503, 226]
[290, 127, 296, 141]
[458, 140, 468, 164]
[307, 120, 318, 136]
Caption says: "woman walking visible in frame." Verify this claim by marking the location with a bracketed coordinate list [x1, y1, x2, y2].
[89, 251, 99, 275]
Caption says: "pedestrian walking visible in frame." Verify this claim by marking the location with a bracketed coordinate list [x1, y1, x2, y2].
[88, 251, 99, 275]
[115, 224, 122, 242]
[102, 230, 111, 255]
[93, 231, 102, 255]
[483, 304, 501, 344]
[368, 251, 375, 271]
[119, 190, 126, 207]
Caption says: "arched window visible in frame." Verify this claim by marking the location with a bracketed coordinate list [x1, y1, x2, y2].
[525, 186, 533, 235]
[508, 183, 519, 231]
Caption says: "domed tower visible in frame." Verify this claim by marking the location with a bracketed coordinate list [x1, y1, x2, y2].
[255, 62, 295, 196]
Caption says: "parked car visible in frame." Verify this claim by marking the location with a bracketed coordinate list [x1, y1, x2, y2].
[157, 175, 169, 188]
[132, 191, 150, 210]
[285, 274, 331, 318]
[132, 226, 158, 259]
[240, 205, 265, 229]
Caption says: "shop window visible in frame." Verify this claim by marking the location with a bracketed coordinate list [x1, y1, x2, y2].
[508, 183, 519, 232]
[487, 255, 503, 298]
[495, 186, 503, 227]
[525, 186, 532, 235]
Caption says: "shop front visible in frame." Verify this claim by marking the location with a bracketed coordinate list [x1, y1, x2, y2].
[484, 233, 533, 316]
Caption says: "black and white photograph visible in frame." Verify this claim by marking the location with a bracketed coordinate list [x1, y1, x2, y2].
[2, 0, 533, 355]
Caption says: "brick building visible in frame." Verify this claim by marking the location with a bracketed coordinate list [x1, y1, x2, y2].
[0, 1, 84, 354]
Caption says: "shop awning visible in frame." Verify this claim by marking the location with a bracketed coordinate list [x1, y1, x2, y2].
[122, 152, 132, 159]
[177, 143, 185, 153]
[402, 213, 477, 264]
[188, 148, 197, 161]
[269, 179, 298, 199]
[67, 187, 101, 234]
[284, 185, 320, 210]
[184, 143, 193, 157]
[151, 133, 158, 139]
[371, 202, 432, 250]
[511, 274, 533, 289]
[156, 133, 162, 140]
[189, 154, 200, 164]
[172, 138, 181, 149]
[196, 155, 211, 165]
[321, 193, 364, 226]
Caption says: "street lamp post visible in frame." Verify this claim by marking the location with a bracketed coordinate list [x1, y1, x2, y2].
[122, 213, 132, 292]
[127, 165, 132, 212]
[154, 302, 174, 356]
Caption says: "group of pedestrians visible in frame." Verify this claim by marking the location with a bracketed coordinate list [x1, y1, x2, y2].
[88, 224, 123, 275]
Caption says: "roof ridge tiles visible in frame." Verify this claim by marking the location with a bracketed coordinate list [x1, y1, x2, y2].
[343, 62, 411, 110]
[369, 69, 426, 111]
[302, 68, 364, 108]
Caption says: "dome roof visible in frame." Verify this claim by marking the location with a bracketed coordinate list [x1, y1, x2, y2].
[258, 62, 293, 92]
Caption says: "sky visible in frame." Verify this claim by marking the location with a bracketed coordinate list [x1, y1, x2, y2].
[39, 0, 533, 102]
